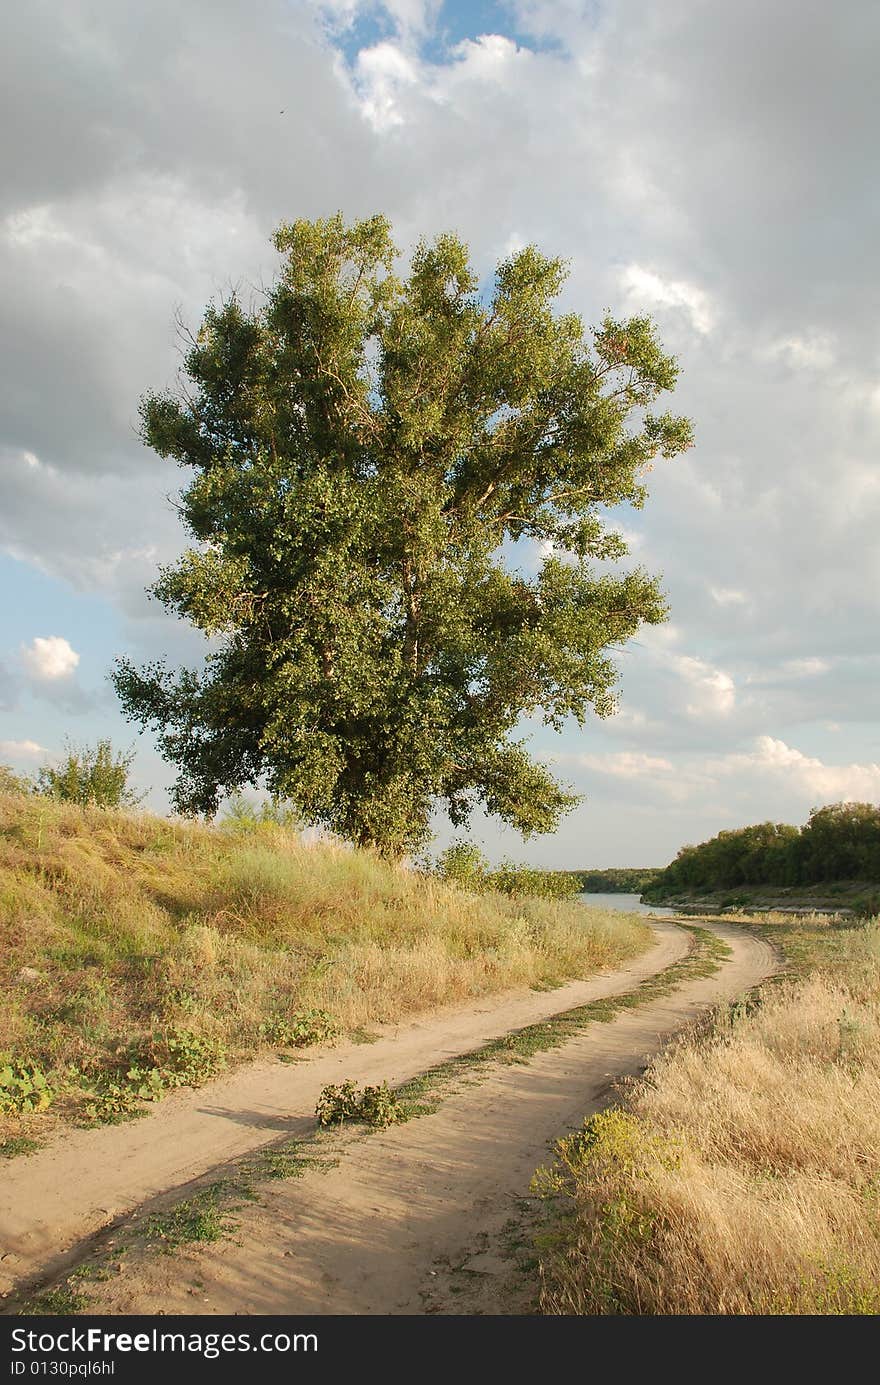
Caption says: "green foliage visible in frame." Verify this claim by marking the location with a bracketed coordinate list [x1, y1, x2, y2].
[315, 1078, 403, 1128]
[36, 739, 144, 809]
[221, 793, 302, 832]
[21, 1286, 88, 1316]
[488, 863, 581, 900]
[143, 1185, 234, 1250]
[0, 1059, 52, 1114]
[0, 764, 31, 795]
[432, 841, 579, 899]
[113, 213, 692, 856]
[575, 868, 659, 893]
[258, 1009, 338, 1048]
[0, 1135, 41, 1159]
[646, 803, 880, 899]
[81, 1028, 226, 1124]
[433, 840, 490, 888]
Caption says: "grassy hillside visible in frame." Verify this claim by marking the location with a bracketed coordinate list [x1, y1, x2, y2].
[537, 911, 880, 1314]
[0, 792, 649, 1144]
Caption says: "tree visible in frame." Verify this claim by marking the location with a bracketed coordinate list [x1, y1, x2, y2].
[0, 764, 31, 796]
[113, 214, 692, 856]
[36, 739, 144, 809]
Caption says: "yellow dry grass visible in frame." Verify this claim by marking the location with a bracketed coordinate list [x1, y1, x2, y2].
[0, 792, 649, 1135]
[538, 921, 880, 1315]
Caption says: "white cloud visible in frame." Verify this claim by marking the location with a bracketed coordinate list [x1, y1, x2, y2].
[763, 332, 836, 370]
[20, 636, 80, 682]
[0, 738, 47, 759]
[672, 654, 736, 718]
[573, 750, 675, 778]
[710, 586, 748, 607]
[354, 42, 421, 130]
[714, 736, 880, 804]
[781, 657, 830, 678]
[620, 263, 715, 335]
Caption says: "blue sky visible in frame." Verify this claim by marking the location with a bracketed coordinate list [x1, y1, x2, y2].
[2, 0, 879, 866]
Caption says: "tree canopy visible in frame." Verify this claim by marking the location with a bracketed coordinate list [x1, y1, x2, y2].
[113, 214, 692, 855]
[645, 803, 880, 896]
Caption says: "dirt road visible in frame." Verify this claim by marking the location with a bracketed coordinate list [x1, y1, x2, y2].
[1, 918, 776, 1312]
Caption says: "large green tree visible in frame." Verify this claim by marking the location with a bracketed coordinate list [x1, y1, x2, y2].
[113, 214, 692, 854]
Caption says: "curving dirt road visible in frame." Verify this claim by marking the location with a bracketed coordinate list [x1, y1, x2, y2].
[1, 917, 777, 1313]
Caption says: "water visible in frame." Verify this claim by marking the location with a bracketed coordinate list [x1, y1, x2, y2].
[577, 891, 676, 917]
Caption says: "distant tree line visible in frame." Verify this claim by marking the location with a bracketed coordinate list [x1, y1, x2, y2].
[644, 803, 880, 898]
[573, 868, 659, 893]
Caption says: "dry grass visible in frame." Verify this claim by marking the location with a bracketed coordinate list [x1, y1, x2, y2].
[0, 792, 649, 1137]
[537, 917, 880, 1315]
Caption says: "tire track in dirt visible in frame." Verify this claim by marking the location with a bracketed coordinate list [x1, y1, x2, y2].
[40, 921, 776, 1316]
[0, 918, 689, 1296]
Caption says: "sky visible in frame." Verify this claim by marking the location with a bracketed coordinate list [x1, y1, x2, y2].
[1, 0, 879, 868]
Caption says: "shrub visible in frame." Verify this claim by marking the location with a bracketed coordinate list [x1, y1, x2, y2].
[433, 841, 489, 888]
[36, 739, 144, 809]
[221, 794, 302, 833]
[259, 1010, 338, 1048]
[315, 1079, 402, 1128]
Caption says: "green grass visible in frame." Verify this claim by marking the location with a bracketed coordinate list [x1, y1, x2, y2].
[0, 789, 650, 1137]
[0, 1134, 40, 1159]
[141, 1183, 249, 1252]
[19, 1285, 88, 1316]
[391, 925, 728, 1121]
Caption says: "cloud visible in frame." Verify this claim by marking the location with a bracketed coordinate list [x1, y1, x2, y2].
[570, 751, 675, 778]
[20, 636, 80, 682]
[0, 0, 878, 857]
[780, 658, 830, 678]
[714, 736, 880, 805]
[710, 586, 748, 608]
[0, 738, 47, 760]
[620, 263, 715, 335]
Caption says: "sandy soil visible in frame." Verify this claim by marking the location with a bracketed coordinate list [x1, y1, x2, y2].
[0, 919, 688, 1298]
[30, 920, 776, 1316]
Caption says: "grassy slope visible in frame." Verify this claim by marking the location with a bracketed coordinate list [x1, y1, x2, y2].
[0, 792, 650, 1143]
[537, 911, 880, 1315]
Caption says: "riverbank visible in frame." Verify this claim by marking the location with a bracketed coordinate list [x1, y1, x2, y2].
[642, 879, 878, 915]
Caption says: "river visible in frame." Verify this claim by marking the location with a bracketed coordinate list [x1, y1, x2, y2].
[577, 891, 676, 917]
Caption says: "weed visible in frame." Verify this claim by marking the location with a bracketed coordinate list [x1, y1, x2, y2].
[0, 1134, 40, 1159]
[316, 1079, 403, 1128]
[259, 1010, 338, 1048]
[0, 1060, 52, 1115]
[20, 1284, 88, 1315]
[141, 1184, 239, 1251]
[78, 1029, 227, 1125]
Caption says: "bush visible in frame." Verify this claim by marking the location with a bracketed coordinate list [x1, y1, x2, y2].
[36, 739, 144, 809]
[0, 765, 31, 796]
[433, 841, 489, 888]
[258, 1010, 338, 1047]
[80, 1029, 226, 1124]
[488, 863, 581, 900]
[221, 794, 302, 833]
[315, 1079, 403, 1128]
[433, 843, 580, 900]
